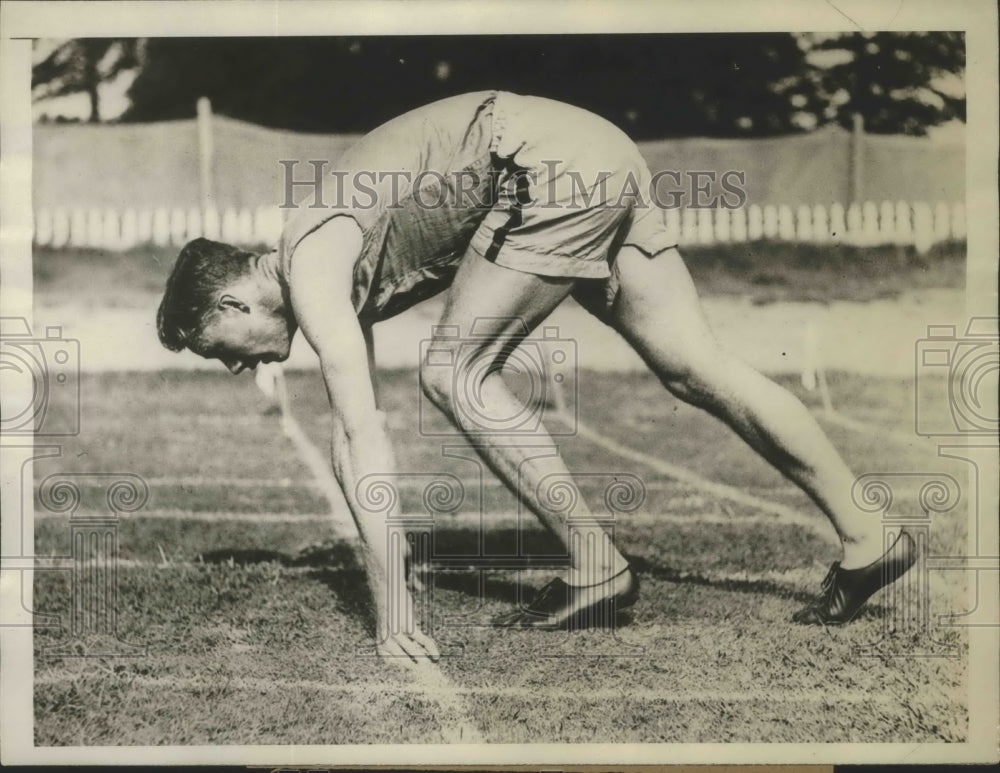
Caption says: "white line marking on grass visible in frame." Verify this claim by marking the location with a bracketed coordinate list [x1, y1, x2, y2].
[421, 508, 809, 529]
[280, 413, 357, 542]
[143, 476, 314, 488]
[94, 414, 272, 429]
[34, 473, 804, 512]
[33, 475, 711, 491]
[34, 557, 347, 570]
[32, 476, 315, 489]
[33, 671, 955, 710]
[279, 405, 484, 743]
[401, 659, 485, 742]
[34, 507, 813, 530]
[34, 509, 330, 523]
[41, 557, 825, 581]
[144, 476, 732, 493]
[554, 412, 838, 545]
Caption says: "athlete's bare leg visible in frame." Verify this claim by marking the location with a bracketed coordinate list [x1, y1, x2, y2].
[421, 251, 629, 586]
[605, 246, 883, 569]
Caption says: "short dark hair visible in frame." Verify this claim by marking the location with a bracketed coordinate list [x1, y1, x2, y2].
[157, 238, 256, 352]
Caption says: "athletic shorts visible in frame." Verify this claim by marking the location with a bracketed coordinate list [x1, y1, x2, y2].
[467, 91, 678, 318]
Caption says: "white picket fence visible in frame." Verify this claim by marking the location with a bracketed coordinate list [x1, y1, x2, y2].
[32, 200, 965, 253]
[32, 205, 285, 252]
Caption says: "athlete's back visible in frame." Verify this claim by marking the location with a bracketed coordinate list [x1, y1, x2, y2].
[279, 91, 500, 320]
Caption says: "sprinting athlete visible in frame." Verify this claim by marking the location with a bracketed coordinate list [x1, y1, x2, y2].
[157, 91, 915, 662]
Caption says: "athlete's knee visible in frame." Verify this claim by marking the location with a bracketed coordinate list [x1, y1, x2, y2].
[420, 342, 497, 419]
[419, 349, 457, 413]
[661, 369, 713, 408]
[657, 345, 735, 409]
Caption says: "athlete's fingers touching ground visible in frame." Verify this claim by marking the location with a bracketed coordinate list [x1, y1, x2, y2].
[377, 632, 440, 665]
[375, 638, 416, 668]
[409, 629, 441, 661]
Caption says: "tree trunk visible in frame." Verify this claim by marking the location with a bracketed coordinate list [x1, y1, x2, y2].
[87, 86, 100, 123]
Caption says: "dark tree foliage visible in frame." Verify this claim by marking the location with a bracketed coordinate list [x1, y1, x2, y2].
[32, 39, 142, 123]
[811, 32, 965, 135]
[42, 33, 963, 138]
[119, 35, 815, 138]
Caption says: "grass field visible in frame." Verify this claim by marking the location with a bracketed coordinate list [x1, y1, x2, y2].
[32, 363, 971, 745]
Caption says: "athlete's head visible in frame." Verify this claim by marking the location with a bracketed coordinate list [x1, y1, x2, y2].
[157, 238, 296, 374]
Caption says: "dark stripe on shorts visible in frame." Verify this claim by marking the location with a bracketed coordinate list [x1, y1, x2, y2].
[623, 241, 680, 259]
[484, 166, 532, 263]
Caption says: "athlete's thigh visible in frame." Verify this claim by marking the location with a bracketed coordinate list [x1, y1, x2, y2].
[435, 248, 576, 354]
[607, 246, 720, 377]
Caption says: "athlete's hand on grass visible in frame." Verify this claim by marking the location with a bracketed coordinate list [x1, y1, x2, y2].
[375, 578, 440, 665]
[376, 625, 441, 665]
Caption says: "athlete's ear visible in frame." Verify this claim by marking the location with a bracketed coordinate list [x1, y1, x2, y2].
[219, 294, 250, 314]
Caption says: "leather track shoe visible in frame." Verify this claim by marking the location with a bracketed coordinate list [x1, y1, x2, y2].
[492, 567, 639, 630]
[793, 532, 917, 625]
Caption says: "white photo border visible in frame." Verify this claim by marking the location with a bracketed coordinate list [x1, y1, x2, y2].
[2, 0, 997, 765]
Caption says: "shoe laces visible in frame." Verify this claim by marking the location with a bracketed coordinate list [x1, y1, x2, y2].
[820, 563, 839, 594]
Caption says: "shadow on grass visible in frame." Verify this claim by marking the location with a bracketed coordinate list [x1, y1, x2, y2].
[431, 570, 523, 605]
[624, 552, 885, 621]
[197, 536, 884, 624]
[307, 566, 376, 634]
[625, 553, 817, 604]
[200, 541, 377, 634]
[428, 552, 857, 620]
[199, 540, 358, 569]
[424, 531, 837, 612]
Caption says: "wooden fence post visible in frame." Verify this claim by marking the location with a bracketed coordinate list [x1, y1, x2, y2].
[849, 112, 864, 205]
[197, 96, 216, 221]
[729, 206, 746, 242]
[880, 200, 896, 243]
[913, 202, 934, 254]
[811, 204, 828, 243]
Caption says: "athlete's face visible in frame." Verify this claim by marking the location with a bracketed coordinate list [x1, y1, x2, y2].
[194, 281, 296, 374]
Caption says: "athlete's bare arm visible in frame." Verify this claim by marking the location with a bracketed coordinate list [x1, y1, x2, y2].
[289, 216, 439, 663]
